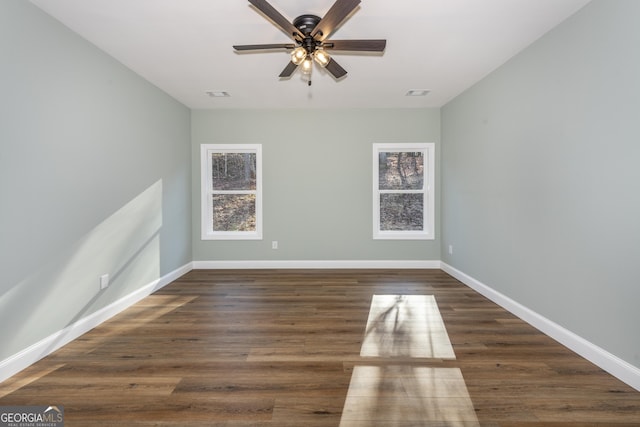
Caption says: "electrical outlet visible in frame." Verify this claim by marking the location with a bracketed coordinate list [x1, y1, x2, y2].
[272, 241, 278, 249]
[448, 245, 453, 255]
[100, 274, 110, 290]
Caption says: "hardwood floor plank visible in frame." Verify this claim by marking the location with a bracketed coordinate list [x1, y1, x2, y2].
[1, 269, 639, 426]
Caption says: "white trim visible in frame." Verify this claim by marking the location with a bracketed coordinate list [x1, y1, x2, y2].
[372, 143, 435, 240]
[0, 262, 194, 384]
[440, 262, 640, 392]
[200, 144, 263, 240]
[193, 260, 442, 270]
[4, 259, 638, 393]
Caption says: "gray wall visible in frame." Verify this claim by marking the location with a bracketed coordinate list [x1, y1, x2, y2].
[0, 1, 192, 361]
[442, 0, 640, 368]
[192, 108, 441, 262]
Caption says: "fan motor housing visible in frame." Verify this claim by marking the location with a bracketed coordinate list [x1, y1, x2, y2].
[293, 14, 321, 36]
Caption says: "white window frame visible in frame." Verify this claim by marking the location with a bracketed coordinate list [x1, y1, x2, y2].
[201, 144, 262, 240]
[373, 143, 435, 240]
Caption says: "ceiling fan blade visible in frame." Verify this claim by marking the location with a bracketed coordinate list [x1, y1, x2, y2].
[323, 39, 386, 52]
[312, 0, 361, 41]
[234, 43, 295, 51]
[324, 57, 347, 79]
[248, 0, 304, 39]
[279, 61, 299, 78]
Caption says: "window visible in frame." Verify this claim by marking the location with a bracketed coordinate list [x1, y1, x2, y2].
[373, 143, 435, 240]
[201, 144, 262, 240]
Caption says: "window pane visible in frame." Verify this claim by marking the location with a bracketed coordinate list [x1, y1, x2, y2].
[212, 194, 256, 231]
[379, 152, 424, 190]
[380, 193, 424, 231]
[211, 153, 256, 191]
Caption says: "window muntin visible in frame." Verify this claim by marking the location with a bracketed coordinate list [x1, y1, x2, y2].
[373, 143, 434, 240]
[201, 144, 262, 240]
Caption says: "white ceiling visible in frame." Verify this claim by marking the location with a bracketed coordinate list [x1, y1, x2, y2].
[30, 0, 590, 109]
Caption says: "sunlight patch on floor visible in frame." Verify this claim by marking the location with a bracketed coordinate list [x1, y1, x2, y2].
[341, 295, 479, 426]
[361, 295, 455, 359]
[340, 366, 479, 426]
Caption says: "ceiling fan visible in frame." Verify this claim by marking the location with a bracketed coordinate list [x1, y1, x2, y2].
[233, 0, 386, 84]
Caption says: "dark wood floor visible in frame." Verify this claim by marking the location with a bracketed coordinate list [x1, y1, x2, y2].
[1, 269, 639, 426]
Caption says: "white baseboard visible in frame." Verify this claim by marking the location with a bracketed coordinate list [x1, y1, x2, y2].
[1, 260, 435, 383]
[192, 260, 442, 269]
[4, 259, 638, 393]
[440, 262, 640, 392]
[0, 262, 193, 384]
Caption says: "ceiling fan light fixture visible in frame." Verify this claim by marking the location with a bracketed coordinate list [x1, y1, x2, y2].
[313, 49, 331, 68]
[301, 57, 313, 75]
[233, 0, 386, 82]
[291, 46, 307, 65]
